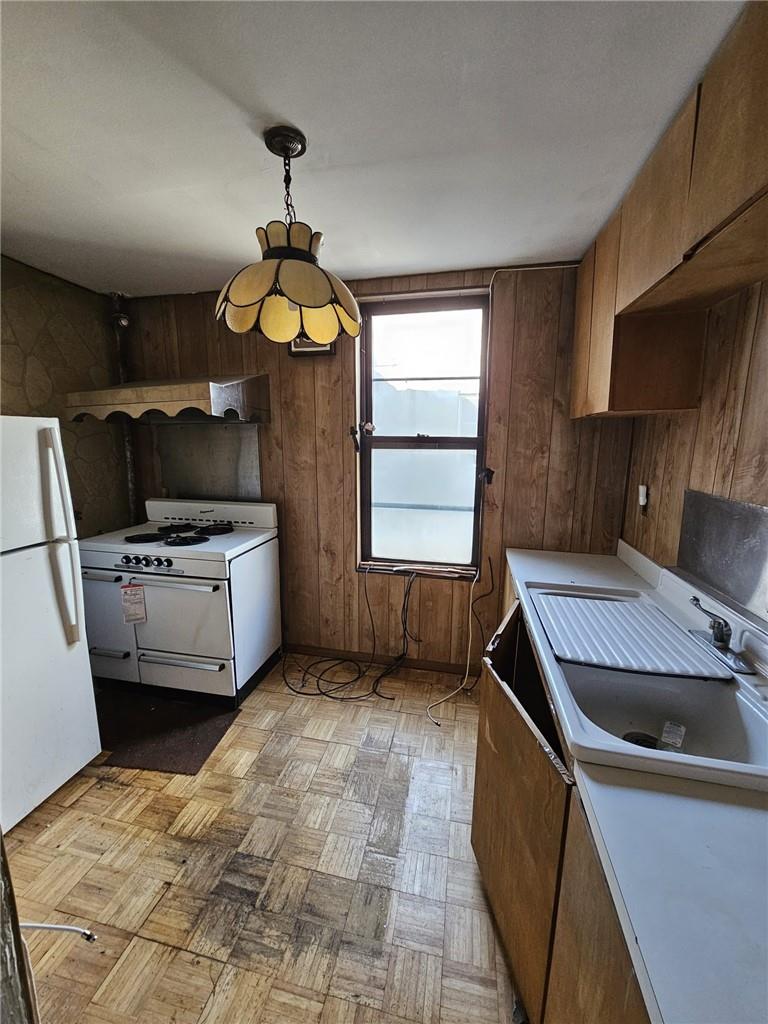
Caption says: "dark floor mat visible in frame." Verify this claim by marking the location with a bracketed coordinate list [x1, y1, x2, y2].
[96, 686, 238, 775]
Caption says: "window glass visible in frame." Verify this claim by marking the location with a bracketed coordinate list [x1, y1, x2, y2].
[370, 449, 477, 564]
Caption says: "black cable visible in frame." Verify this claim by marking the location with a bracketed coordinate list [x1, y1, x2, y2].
[281, 566, 423, 703]
[465, 555, 494, 693]
[281, 567, 377, 701]
[371, 571, 419, 698]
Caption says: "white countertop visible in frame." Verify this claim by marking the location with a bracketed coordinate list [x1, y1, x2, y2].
[506, 545, 768, 1024]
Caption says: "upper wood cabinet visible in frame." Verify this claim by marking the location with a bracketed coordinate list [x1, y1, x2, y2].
[570, 213, 705, 418]
[544, 796, 651, 1024]
[616, 92, 697, 312]
[570, 243, 595, 418]
[571, 5, 767, 416]
[586, 211, 622, 414]
[683, 3, 768, 252]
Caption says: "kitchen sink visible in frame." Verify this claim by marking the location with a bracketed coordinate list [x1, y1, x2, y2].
[559, 662, 768, 789]
[523, 582, 768, 791]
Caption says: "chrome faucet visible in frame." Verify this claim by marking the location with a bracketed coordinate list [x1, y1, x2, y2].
[690, 596, 731, 649]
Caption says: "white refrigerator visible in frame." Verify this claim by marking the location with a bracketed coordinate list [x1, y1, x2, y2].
[1, 415, 101, 831]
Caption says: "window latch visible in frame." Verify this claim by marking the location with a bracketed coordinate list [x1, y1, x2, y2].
[349, 426, 360, 453]
[361, 422, 375, 435]
[480, 466, 495, 485]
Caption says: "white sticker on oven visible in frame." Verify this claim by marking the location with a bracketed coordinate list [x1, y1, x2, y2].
[121, 584, 147, 624]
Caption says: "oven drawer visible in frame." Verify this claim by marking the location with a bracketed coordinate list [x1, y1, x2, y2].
[138, 650, 236, 697]
[131, 575, 234, 659]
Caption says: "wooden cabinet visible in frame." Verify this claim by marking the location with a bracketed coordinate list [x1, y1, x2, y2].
[683, 3, 768, 252]
[570, 7, 767, 412]
[570, 243, 594, 419]
[471, 608, 653, 1023]
[616, 92, 697, 312]
[586, 210, 622, 414]
[570, 215, 706, 418]
[625, 190, 768, 315]
[472, 603, 572, 1024]
[544, 796, 651, 1024]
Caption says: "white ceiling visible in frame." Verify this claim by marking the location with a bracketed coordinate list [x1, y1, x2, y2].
[1, 1, 742, 297]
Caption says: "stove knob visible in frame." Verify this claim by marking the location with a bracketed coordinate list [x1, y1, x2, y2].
[121, 555, 132, 564]
[132, 555, 142, 565]
[152, 557, 164, 567]
[141, 556, 152, 567]
[163, 558, 173, 568]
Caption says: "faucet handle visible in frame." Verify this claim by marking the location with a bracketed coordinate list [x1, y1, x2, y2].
[690, 596, 732, 648]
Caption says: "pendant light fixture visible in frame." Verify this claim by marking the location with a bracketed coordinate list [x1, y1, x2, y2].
[216, 125, 361, 345]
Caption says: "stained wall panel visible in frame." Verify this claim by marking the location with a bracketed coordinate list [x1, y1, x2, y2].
[0, 256, 130, 538]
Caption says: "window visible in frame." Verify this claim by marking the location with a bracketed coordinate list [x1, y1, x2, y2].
[359, 296, 488, 571]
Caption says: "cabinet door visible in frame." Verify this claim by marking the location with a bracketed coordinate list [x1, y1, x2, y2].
[569, 244, 595, 419]
[585, 210, 621, 415]
[471, 604, 572, 1024]
[544, 796, 650, 1024]
[616, 92, 697, 311]
[684, 4, 768, 251]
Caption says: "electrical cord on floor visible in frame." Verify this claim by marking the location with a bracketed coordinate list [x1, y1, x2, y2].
[465, 555, 494, 694]
[426, 555, 495, 723]
[281, 568, 421, 702]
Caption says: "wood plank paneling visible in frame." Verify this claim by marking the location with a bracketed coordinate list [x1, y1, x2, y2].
[278, 345, 320, 646]
[127, 265, 630, 669]
[622, 280, 767, 565]
[314, 351, 346, 650]
[503, 270, 563, 549]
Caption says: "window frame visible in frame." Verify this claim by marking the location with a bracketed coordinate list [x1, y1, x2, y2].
[359, 293, 490, 573]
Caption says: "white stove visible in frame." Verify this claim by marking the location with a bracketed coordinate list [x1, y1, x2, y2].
[79, 500, 281, 700]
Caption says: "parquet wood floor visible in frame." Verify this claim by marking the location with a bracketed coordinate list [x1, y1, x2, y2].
[7, 662, 518, 1024]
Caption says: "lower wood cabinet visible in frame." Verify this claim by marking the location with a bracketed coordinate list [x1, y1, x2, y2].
[472, 606, 651, 1024]
[471, 602, 572, 1024]
[544, 795, 651, 1024]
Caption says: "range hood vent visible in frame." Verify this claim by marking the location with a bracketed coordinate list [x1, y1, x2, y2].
[66, 375, 270, 424]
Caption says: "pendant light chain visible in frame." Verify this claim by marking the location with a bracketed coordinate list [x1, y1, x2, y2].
[283, 154, 296, 225]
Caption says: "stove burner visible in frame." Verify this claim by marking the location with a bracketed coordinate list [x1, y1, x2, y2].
[157, 522, 196, 534]
[164, 534, 211, 547]
[195, 523, 234, 536]
[125, 532, 165, 543]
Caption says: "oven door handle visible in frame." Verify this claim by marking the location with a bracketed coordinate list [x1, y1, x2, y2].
[138, 654, 225, 672]
[89, 647, 131, 660]
[129, 577, 220, 593]
[82, 571, 125, 583]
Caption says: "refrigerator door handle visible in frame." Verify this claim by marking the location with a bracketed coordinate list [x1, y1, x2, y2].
[63, 541, 82, 644]
[44, 426, 77, 541]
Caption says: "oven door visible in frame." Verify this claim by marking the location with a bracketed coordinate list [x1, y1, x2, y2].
[131, 574, 234, 659]
[81, 569, 139, 681]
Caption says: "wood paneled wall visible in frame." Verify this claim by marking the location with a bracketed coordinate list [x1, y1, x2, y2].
[127, 265, 631, 669]
[1, 257, 130, 538]
[622, 280, 767, 565]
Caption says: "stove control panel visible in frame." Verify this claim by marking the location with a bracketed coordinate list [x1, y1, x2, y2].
[120, 554, 174, 569]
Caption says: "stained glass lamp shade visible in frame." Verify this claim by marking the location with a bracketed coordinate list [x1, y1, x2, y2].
[215, 219, 361, 343]
[216, 125, 361, 345]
